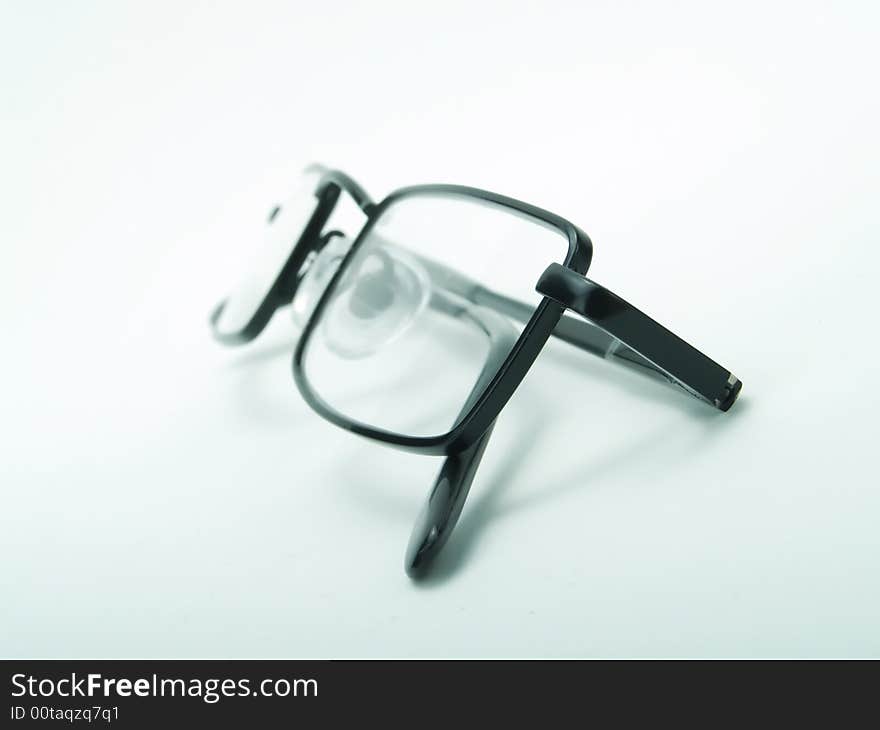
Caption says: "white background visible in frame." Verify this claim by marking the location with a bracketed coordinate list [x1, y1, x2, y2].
[2, 1, 878, 657]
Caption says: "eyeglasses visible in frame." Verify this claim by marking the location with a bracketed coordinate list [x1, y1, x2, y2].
[211, 165, 742, 578]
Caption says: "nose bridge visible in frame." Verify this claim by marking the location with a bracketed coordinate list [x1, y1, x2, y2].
[272, 166, 378, 312]
[313, 165, 377, 216]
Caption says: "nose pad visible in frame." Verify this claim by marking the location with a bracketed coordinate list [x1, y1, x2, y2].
[290, 232, 351, 328]
[293, 233, 431, 359]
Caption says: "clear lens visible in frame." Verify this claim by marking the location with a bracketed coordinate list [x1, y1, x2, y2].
[214, 170, 321, 338]
[300, 192, 570, 437]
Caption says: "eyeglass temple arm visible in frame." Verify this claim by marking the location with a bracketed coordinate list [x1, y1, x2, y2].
[408, 251, 740, 411]
[300, 170, 737, 406]
[403, 299, 515, 578]
[536, 263, 741, 410]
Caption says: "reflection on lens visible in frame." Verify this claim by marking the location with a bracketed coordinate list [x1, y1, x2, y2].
[214, 170, 321, 339]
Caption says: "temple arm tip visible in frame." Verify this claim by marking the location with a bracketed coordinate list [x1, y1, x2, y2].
[717, 374, 742, 412]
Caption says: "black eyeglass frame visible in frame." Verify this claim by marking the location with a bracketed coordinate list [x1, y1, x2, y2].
[211, 166, 742, 577]
[292, 180, 593, 457]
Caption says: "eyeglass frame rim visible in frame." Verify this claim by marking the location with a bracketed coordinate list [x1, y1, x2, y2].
[290, 176, 594, 457]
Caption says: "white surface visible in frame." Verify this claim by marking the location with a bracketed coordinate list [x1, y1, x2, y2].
[2, 1, 878, 658]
